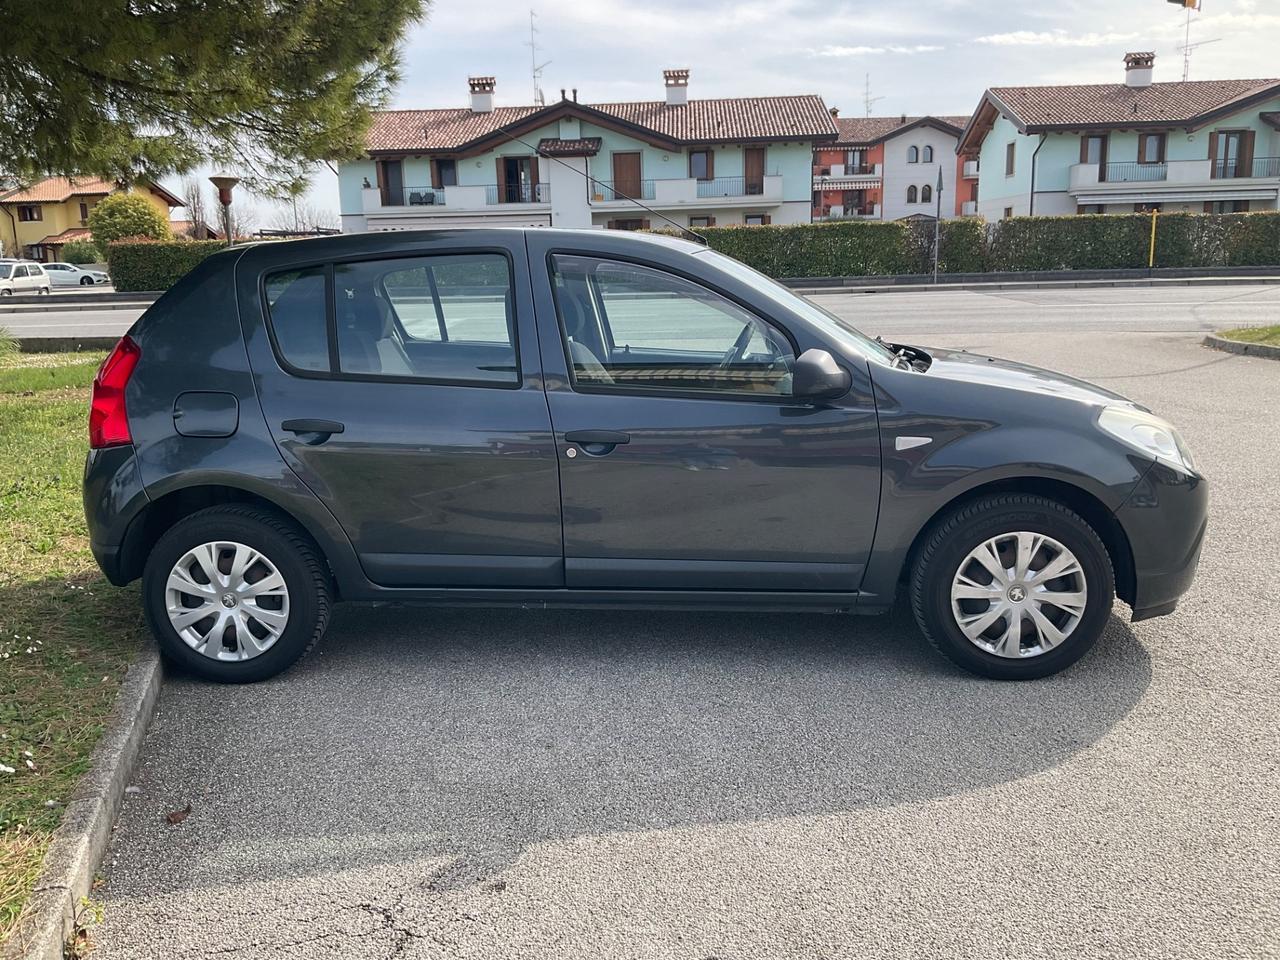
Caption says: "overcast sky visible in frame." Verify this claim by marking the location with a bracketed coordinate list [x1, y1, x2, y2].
[264, 0, 1280, 220]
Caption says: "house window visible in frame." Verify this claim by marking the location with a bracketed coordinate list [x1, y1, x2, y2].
[1005, 142, 1016, 177]
[79, 202, 89, 221]
[18, 205, 42, 222]
[436, 159, 457, 186]
[689, 216, 715, 228]
[845, 149, 867, 171]
[923, 145, 934, 163]
[1077, 204, 1106, 215]
[1003, 206, 1014, 219]
[610, 218, 647, 231]
[921, 184, 933, 204]
[906, 185, 918, 203]
[376, 159, 404, 206]
[1081, 135, 1107, 166]
[1207, 200, 1249, 213]
[689, 149, 713, 181]
[744, 214, 769, 226]
[1139, 133, 1166, 164]
[907, 146, 919, 164]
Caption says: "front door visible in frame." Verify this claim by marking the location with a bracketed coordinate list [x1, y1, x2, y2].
[611, 152, 642, 201]
[744, 147, 766, 195]
[243, 238, 563, 588]
[527, 240, 881, 592]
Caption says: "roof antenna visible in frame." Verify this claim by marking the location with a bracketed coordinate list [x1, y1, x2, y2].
[863, 73, 884, 118]
[494, 127, 706, 244]
[525, 9, 551, 107]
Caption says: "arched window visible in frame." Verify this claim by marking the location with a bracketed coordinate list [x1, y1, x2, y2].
[907, 185, 918, 203]
[921, 184, 933, 204]
[923, 145, 934, 163]
[907, 146, 919, 163]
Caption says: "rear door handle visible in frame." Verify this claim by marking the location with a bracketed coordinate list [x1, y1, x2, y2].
[282, 419, 345, 441]
[564, 430, 630, 445]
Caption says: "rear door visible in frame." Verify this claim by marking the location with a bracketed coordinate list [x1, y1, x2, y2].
[526, 235, 882, 593]
[239, 233, 563, 589]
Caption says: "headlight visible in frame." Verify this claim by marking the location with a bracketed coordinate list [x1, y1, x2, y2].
[1098, 406, 1197, 474]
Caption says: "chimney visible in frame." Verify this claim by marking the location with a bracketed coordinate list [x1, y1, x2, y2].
[1124, 52, 1154, 89]
[663, 68, 690, 106]
[829, 106, 839, 118]
[468, 76, 495, 113]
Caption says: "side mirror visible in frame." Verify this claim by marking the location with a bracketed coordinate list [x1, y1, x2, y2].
[791, 348, 852, 401]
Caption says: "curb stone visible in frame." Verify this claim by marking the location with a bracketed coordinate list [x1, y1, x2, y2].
[1202, 334, 1280, 360]
[1, 650, 162, 960]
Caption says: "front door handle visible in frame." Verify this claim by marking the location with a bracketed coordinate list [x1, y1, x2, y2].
[281, 419, 345, 444]
[564, 429, 630, 457]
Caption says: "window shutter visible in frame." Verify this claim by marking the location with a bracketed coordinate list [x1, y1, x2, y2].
[761, 214, 771, 225]
[1079, 136, 1089, 163]
[706, 150, 714, 181]
[430, 161, 441, 190]
[375, 161, 386, 205]
[496, 158, 507, 203]
[1241, 130, 1256, 175]
[1204, 201, 1215, 214]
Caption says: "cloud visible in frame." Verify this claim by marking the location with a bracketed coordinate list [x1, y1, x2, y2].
[812, 44, 945, 57]
[974, 30, 1139, 47]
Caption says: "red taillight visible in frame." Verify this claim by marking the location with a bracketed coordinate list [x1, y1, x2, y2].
[89, 335, 141, 449]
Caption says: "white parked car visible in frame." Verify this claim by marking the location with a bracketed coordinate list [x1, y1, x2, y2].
[42, 262, 110, 286]
[0, 260, 51, 296]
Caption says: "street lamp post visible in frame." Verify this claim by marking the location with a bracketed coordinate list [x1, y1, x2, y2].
[933, 165, 944, 283]
[208, 172, 240, 246]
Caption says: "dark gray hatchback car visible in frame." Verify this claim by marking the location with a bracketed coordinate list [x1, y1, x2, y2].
[84, 228, 1206, 682]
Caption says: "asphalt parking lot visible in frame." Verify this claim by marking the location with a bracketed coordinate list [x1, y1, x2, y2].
[91, 292, 1279, 959]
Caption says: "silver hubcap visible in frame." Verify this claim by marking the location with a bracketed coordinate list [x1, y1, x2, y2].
[949, 532, 1088, 659]
[165, 541, 290, 661]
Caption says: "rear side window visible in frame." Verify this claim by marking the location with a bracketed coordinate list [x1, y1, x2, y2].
[265, 267, 329, 372]
[263, 253, 517, 385]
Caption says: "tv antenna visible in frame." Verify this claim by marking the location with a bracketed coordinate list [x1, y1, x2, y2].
[1176, 2, 1220, 81]
[526, 10, 552, 106]
[863, 74, 884, 118]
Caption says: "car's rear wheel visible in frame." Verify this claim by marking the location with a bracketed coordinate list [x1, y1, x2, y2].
[142, 506, 332, 683]
[910, 494, 1114, 680]
[0, 289, 11, 297]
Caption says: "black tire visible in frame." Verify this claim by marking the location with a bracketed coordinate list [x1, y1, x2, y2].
[909, 494, 1115, 680]
[80, 275, 94, 285]
[142, 505, 332, 683]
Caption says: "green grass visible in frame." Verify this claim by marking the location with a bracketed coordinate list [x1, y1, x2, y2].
[1218, 324, 1280, 347]
[0, 351, 140, 942]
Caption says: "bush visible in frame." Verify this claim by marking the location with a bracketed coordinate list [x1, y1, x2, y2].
[88, 193, 171, 249]
[699, 220, 920, 277]
[105, 239, 224, 292]
[60, 238, 102, 264]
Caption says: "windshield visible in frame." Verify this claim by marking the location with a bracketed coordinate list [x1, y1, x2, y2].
[696, 250, 897, 364]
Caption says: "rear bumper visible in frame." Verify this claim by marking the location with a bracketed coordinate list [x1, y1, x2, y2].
[1115, 461, 1208, 621]
[83, 446, 149, 585]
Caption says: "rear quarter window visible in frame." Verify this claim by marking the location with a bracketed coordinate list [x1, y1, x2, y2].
[264, 267, 329, 372]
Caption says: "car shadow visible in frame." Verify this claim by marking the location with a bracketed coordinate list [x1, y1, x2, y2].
[111, 603, 1152, 896]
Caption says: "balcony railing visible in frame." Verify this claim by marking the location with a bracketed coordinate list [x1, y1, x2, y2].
[485, 183, 550, 204]
[592, 180, 656, 201]
[1104, 162, 1168, 183]
[1214, 157, 1280, 179]
[401, 186, 446, 206]
[962, 159, 980, 178]
[696, 176, 768, 198]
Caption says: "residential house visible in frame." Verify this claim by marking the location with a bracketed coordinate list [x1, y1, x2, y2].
[812, 114, 971, 222]
[0, 177, 182, 260]
[958, 53, 1280, 219]
[339, 70, 836, 233]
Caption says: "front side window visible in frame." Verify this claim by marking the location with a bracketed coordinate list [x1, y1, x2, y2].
[689, 150, 712, 181]
[550, 255, 795, 398]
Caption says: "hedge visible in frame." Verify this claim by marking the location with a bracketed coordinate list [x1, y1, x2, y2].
[696, 210, 1280, 278]
[106, 239, 225, 291]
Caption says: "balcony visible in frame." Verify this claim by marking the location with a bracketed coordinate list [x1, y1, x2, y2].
[590, 180, 656, 202]
[815, 203, 880, 221]
[485, 183, 549, 204]
[591, 174, 784, 207]
[961, 200, 978, 216]
[1069, 157, 1280, 204]
[400, 186, 447, 206]
[962, 159, 980, 179]
[813, 163, 882, 188]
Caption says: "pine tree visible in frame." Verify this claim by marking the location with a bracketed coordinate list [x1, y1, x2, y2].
[0, 1, 429, 196]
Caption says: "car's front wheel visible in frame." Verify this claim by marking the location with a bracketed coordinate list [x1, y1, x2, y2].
[910, 494, 1115, 680]
[80, 276, 94, 285]
[142, 505, 332, 682]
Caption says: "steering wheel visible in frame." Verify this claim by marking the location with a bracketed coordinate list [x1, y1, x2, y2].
[719, 322, 755, 369]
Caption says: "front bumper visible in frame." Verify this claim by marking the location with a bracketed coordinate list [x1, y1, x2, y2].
[1115, 460, 1208, 621]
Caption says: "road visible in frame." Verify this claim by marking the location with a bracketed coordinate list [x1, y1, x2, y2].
[90, 300, 1279, 958]
[3, 282, 1280, 341]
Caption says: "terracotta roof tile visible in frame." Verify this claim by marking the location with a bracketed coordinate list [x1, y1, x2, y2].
[0, 177, 115, 204]
[366, 95, 837, 153]
[34, 227, 92, 245]
[989, 78, 1280, 128]
[830, 115, 967, 146]
[537, 137, 603, 157]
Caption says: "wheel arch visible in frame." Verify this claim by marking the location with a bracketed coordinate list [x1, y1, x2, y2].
[901, 476, 1136, 607]
[117, 483, 345, 594]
